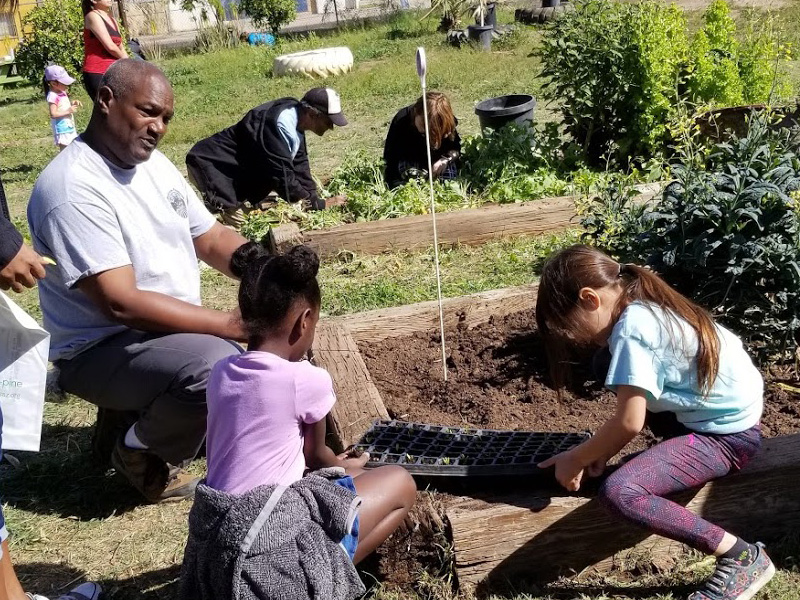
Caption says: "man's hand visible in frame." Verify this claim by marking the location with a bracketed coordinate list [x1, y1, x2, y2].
[539, 449, 586, 492]
[323, 195, 348, 209]
[0, 244, 47, 293]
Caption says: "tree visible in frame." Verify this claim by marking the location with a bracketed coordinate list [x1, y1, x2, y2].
[15, 0, 84, 84]
[239, 0, 296, 34]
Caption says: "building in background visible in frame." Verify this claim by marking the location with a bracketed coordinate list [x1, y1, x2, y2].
[0, 0, 35, 60]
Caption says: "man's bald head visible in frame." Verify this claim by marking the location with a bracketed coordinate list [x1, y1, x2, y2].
[85, 59, 175, 169]
[99, 59, 171, 101]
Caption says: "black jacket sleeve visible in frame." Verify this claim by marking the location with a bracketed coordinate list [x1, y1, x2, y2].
[383, 110, 405, 188]
[0, 170, 23, 270]
[246, 107, 319, 207]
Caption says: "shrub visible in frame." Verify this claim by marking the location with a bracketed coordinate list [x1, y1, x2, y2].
[15, 0, 84, 84]
[540, 0, 794, 166]
[239, 0, 297, 34]
[737, 10, 794, 103]
[583, 116, 800, 358]
[538, 0, 688, 164]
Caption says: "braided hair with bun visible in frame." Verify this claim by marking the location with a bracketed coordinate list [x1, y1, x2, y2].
[230, 242, 321, 342]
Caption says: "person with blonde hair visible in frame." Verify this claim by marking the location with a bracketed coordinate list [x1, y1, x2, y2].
[383, 91, 461, 188]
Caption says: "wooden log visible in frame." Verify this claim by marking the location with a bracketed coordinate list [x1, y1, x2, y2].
[332, 284, 539, 344]
[268, 185, 662, 259]
[448, 433, 800, 592]
[267, 223, 302, 254]
[304, 196, 578, 257]
[311, 321, 389, 451]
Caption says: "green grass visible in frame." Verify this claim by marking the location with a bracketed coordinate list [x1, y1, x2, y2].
[2, 4, 800, 599]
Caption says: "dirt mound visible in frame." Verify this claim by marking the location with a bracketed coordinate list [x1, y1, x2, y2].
[361, 310, 800, 440]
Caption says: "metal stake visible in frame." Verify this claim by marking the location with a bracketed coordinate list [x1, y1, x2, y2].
[416, 47, 448, 382]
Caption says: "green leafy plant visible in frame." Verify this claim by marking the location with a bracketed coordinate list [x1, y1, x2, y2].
[687, 0, 744, 105]
[238, 0, 297, 34]
[15, 0, 85, 84]
[421, 0, 471, 30]
[737, 9, 794, 103]
[538, 0, 688, 164]
[584, 115, 800, 358]
[540, 0, 794, 166]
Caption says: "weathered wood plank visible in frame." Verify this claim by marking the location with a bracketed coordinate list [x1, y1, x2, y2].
[269, 185, 663, 259]
[332, 284, 539, 344]
[448, 433, 800, 591]
[311, 321, 389, 450]
[266, 222, 302, 254]
[304, 196, 578, 257]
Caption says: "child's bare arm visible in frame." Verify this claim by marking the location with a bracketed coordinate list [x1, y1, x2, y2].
[304, 418, 369, 471]
[49, 102, 75, 119]
[540, 385, 647, 491]
[303, 419, 339, 469]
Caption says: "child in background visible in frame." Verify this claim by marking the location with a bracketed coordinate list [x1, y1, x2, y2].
[205, 242, 416, 565]
[44, 65, 81, 150]
[535, 245, 772, 600]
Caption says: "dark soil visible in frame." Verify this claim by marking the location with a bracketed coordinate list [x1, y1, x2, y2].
[360, 310, 800, 443]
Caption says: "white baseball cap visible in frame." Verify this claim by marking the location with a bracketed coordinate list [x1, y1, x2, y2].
[301, 87, 348, 126]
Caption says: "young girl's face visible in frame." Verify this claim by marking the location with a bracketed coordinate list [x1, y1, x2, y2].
[577, 284, 624, 346]
[49, 81, 68, 93]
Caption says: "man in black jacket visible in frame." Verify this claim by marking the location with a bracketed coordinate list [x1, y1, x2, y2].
[186, 87, 348, 227]
[0, 171, 46, 292]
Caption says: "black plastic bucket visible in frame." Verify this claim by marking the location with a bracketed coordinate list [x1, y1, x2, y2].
[474, 94, 536, 131]
[467, 24, 494, 51]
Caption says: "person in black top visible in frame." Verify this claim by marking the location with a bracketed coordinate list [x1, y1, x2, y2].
[1, 171, 105, 600]
[0, 170, 46, 292]
[186, 87, 348, 227]
[383, 91, 461, 189]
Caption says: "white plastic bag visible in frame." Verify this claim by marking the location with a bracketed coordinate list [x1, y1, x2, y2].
[0, 292, 50, 452]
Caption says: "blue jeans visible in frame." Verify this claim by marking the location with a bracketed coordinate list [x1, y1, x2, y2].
[333, 476, 359, 560]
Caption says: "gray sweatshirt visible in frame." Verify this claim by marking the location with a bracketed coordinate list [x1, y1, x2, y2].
[180, 475, 365, 600]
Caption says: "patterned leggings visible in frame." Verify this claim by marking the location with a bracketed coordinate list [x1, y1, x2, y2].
[598, 424, 761, 554]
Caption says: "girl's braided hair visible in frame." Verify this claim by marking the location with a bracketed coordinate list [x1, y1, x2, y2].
[230, 242, 321, 342]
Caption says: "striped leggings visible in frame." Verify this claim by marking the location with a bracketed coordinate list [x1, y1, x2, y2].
[598, 424, 761, 554]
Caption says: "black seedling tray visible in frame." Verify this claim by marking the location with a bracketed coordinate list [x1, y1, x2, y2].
[354, 420, 591, 477]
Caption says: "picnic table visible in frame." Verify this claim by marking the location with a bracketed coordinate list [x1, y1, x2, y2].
[0, 58, 26, 89]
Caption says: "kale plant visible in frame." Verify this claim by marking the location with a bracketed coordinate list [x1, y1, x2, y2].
[584, 116, 800, 358]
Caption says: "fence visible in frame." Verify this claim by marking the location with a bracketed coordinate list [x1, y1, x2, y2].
[0, 0, 430, 56]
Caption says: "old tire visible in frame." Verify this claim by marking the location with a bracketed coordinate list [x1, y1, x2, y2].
[273, 47, 354, 79]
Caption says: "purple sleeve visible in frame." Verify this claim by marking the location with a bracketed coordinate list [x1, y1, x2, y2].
[295, 362, 337, 425]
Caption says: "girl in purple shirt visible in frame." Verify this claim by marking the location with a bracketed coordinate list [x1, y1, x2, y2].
[205, 242, 416, 564]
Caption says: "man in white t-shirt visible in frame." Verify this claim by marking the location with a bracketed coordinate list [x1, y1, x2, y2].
[28, 59, 248, 504]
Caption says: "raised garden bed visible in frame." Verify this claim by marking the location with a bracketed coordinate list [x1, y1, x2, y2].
[269, 185, 662, 258]
[312, 286, 800, 593]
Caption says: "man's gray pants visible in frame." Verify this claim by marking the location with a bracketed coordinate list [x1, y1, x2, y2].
[56, 330, 242, 465]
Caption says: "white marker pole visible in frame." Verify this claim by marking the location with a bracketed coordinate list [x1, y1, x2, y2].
[416, 47, 448, 382]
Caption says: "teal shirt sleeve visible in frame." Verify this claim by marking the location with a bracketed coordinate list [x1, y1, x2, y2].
[605, 328, 665, 403]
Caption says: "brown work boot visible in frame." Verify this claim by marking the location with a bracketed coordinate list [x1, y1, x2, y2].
[111, 440, 199, 504]
[92, 408, 138, 467]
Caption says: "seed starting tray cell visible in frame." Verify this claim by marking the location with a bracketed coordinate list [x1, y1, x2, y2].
[354, 420, 591, 477]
